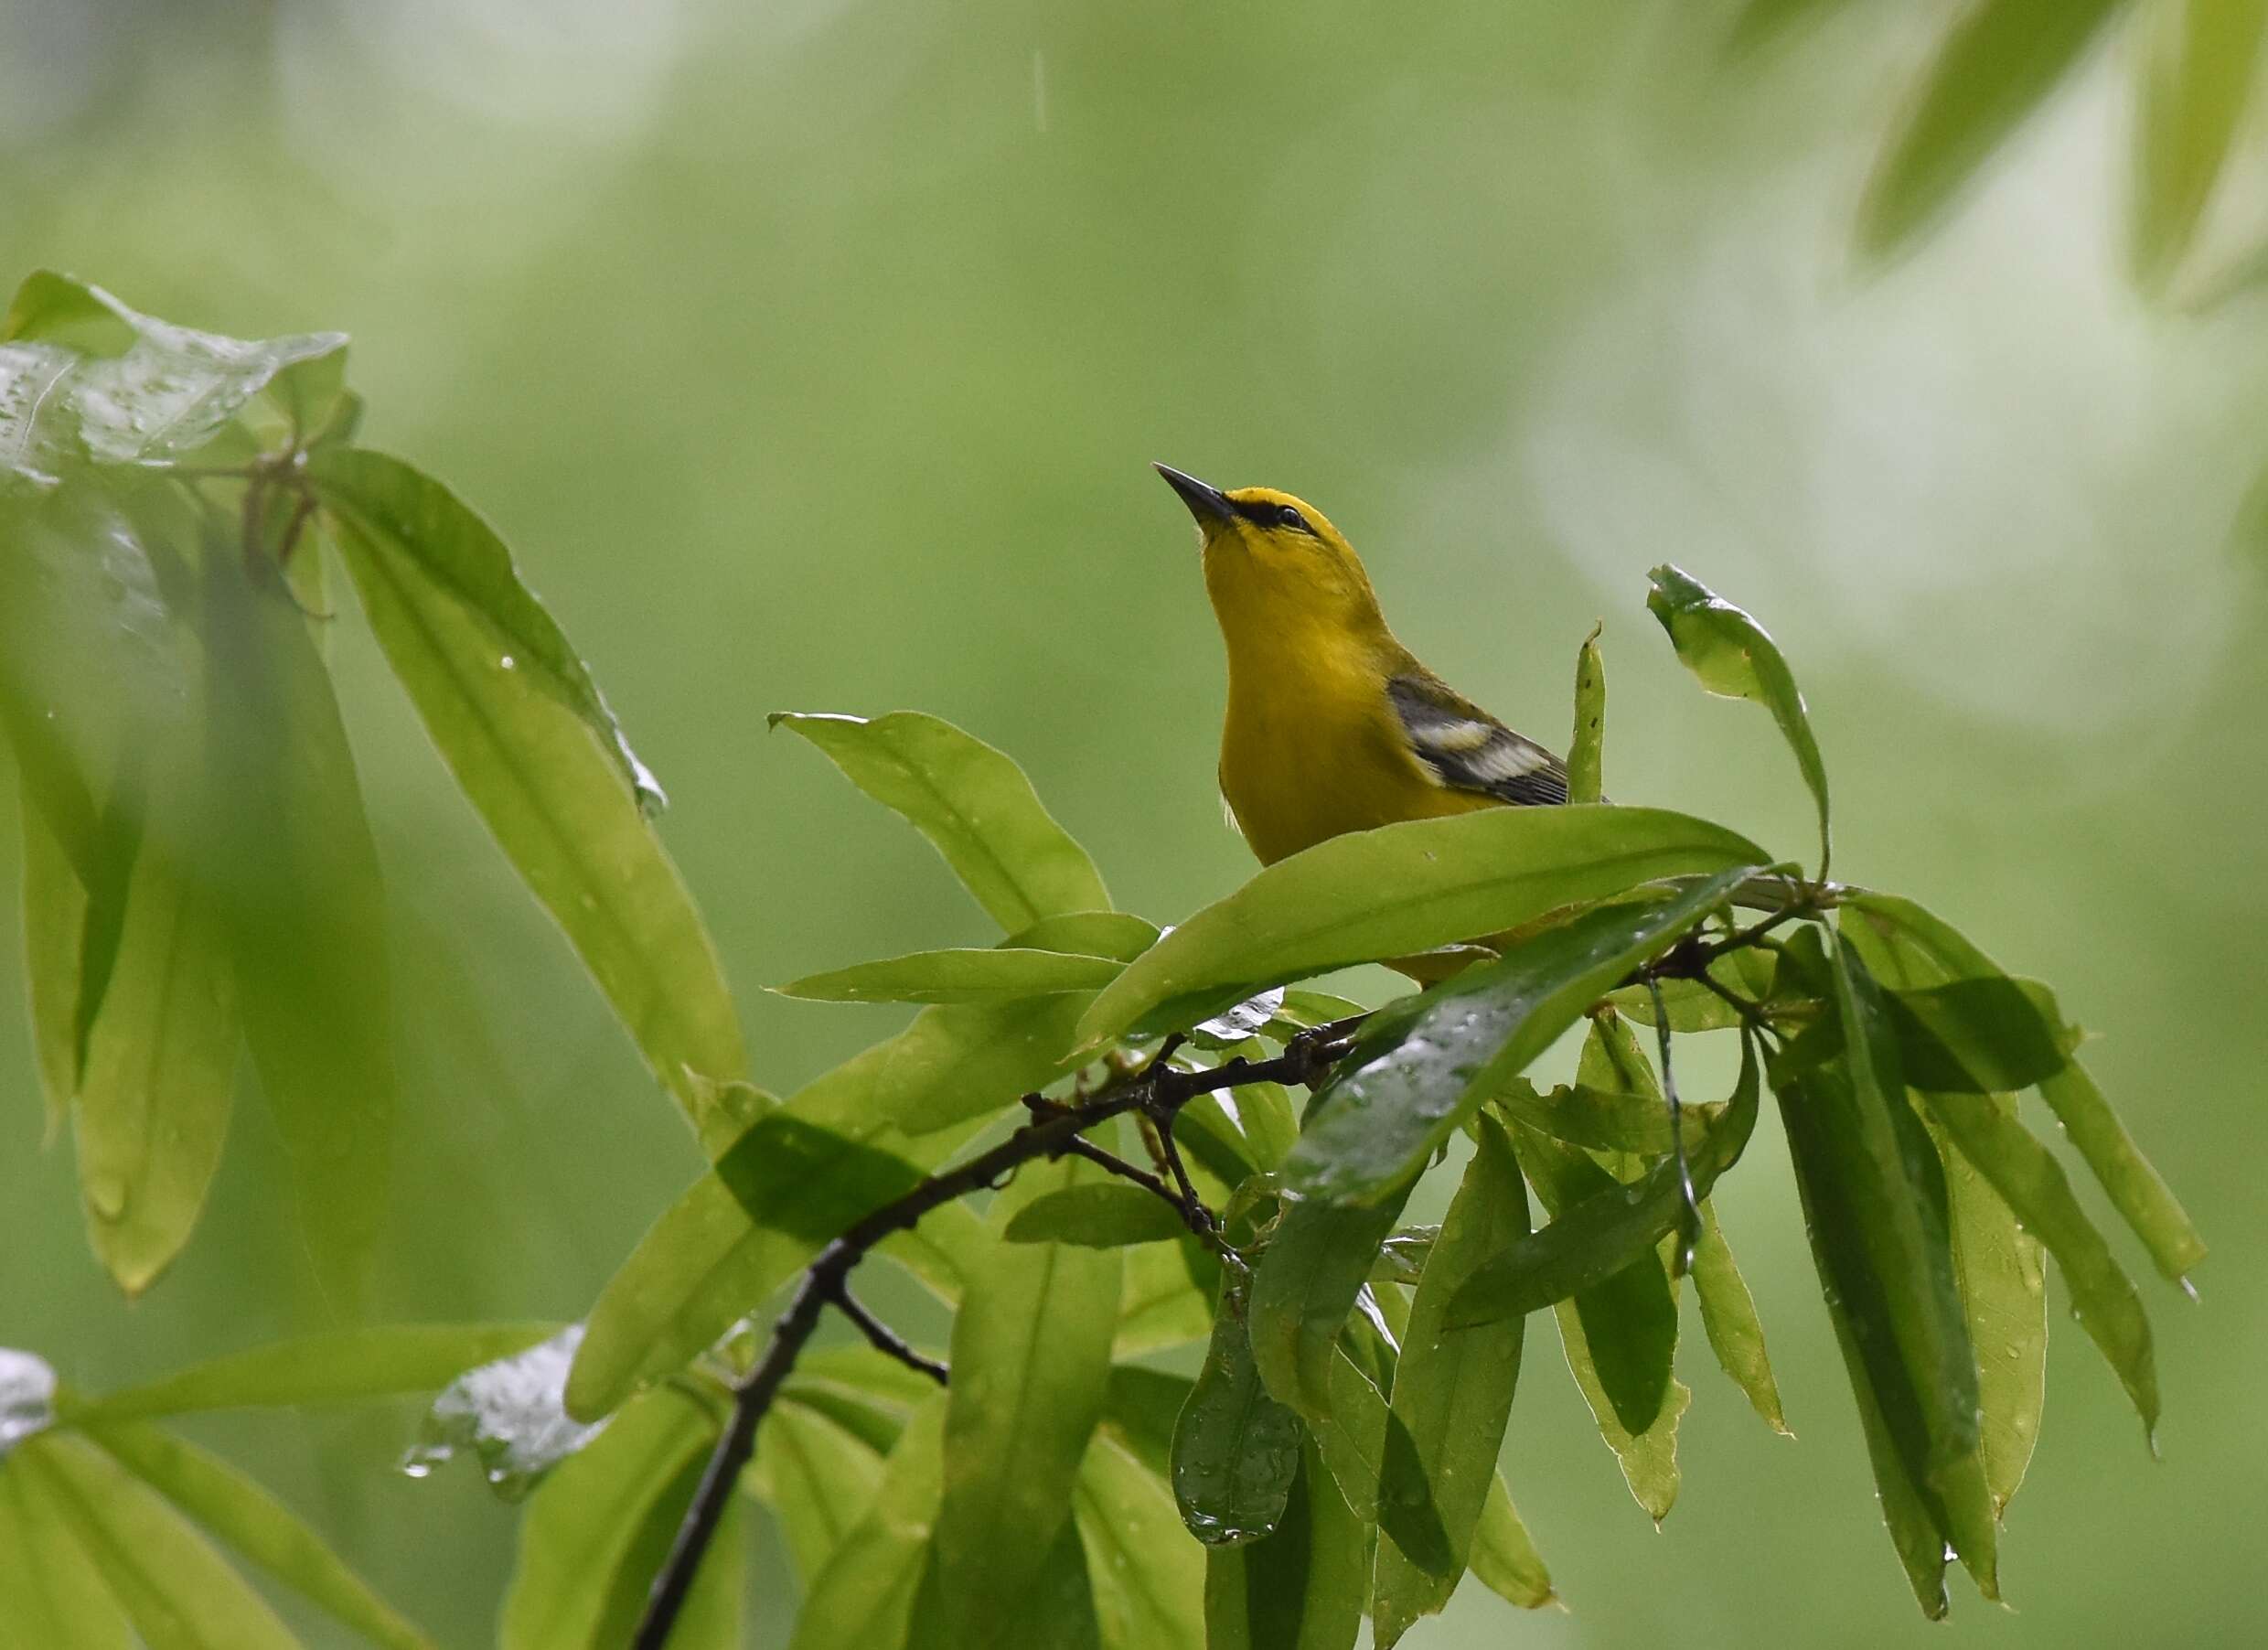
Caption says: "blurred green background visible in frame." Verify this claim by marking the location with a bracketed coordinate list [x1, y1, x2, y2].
[4, 0, 2265, 1645]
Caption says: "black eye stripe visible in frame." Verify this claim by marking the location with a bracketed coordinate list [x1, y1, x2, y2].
[1230, 496, 1312, 533]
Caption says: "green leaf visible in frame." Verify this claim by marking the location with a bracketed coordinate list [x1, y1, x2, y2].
[588, 1474, 744, 1650]
[776, 945, 1127, 1005]
[200, 538, 392, 1306]
[1688, 1201, 1789, 1435]
[70, 810, 240, 1296]
[1845, 892, 2205, 1281]
[1916, 1100, 2048, 1516]
[931, 1156, 1120, 1648]
[18, 796, 81, 1142]
[1550, 1292, 1688, 1524]
[1567, 620, 1605, 805]
[1645, 563, 1830, 876]
[87, 1422, 434, 1650]
[771, 710, 1110, 931]
[1923, 1091, 2156, 1442]
[1372, 1113, 1530, 1647]
[2134, 0, 2268, 291]
[777, 1346, 937, 1452]
[1249, 1194, 1409, 1420]
[404, 1326, 605, 1501]
[1115, 1235, 1222, 1357]
[1856, 0, 2132, 261]
[1450, 1044, 1758, 1328]
[318, 451, 746, 1137]
[1171, 1283, 1304, 1547]
[1, 271, 346, 474]
[16, 1432, 298, 1650]
[1722, 0, 1862, 57]
[310, 449, 662, 809]
[1492, 1075, 1712, 1158]
[0, 1454, 129, 1648]
[497, 1388, 719, 1650]
[787, 1398, 947, 1650]
[1097, 1367, 1196, 1480]
[1202, 1441, 1365, 1650]
[1081, 809, 1767, 1047]
[1885, 977, 2076, 1093]
[1467, 1473, 1555, 1610]
[1605, 947, 1775, 1032]
[1005, 1184, 1191, 1248]
[1072, 1431, 1207, 1650]
[754, 1401, 889, 1589]
[66, 1323, 554, 1424]
[1285, 868, 1757, 1204]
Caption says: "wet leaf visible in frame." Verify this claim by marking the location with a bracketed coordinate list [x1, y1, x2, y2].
[1078, 809, 1767, 1048]
[1249, 1194, 1409, 1420]
[1467, 1473, 1555, 1610]
[1845, 893, 2204, 1281]
[1006, 1184, 1191, 1248]
[1372, 1113, 1530, 1646]
[1450, 1040, 1758, 1328]
[1202, 1441, 1365, 1650]
[1285, 869, 1756, 1205]
[88, 1422, 434, 1650]
[320, 452, 744, 1136]
[1551, 1288, 1689, 1523]
[1886, 977, 2076, 1093]
[1924, 1090, 2156, 1441]
[200, 540, 392, 1307]
[772, 710, 1110, 932]
[1192, 986, 1289, 1047]
[1072, 1430, 1207, 1650]
[1689, 1201, 1789, 1435]
[67, 1323, 554, 1424]
[497, 1388, 722, 1650]
[1856, 0, 2132, 262]
[1646, 563, 1829, 875]
[787, 1398, 947, 1650]
[16, 1431, 298, 1650]
[776, 945, 1127, 1005]
[1567, 620, 1605, 805]
[1171, 1283, 1304, 1547]
[402, 1326, 604, 1500]
[2134, 0, 2268, 292]
[931, 1156, 1120, 1648]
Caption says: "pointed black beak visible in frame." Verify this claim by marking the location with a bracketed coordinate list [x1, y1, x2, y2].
[1154, 462, 1234, 524]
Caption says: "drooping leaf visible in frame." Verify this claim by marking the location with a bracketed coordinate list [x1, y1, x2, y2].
[402, 1326, 604, 1501]
[1645, 563, 1829, 875]
[1467, 1473, 1555, 1610]
[1171, 1284, 1304, 1548]
[786, 1398, 947, 1650]
[1372, 1113, 1530, 1647]
[1844, 892, 2204, 1281]
[1916, 1100, 2048, 1516]
[1006, 1184, 1192, 1248]
[199, 538, 392, 1306]
[87, 1422, 434, 1650]
[1072, 1430, 1208, 1650]
[1080, 809, 1766, 1047]
[1885, 977, 2076, 1093]
[497, 1388, 720, 1650]
[776, 945, 1127, 1005]
[17, 798, 81, 1141]
[754, 1400, 890, 1589]
[1856, 0, 2133, 261]
[1567, 620, 1605, 805]
[930, 1156, 1120, 1648]
[1492, 1075, 1714, 1158]
[1249, 1193, 1409, 1420]
[0, 1454, 130, 1648]
[318, 451, 746, 1139]
[1451, 1043, 1758, 1328]
[1923, 1091, 2157, 1441]
[1202, 1441, 1366, 1650]
[17, 1431, 298, 1650]
[66, 1323, 554, 1424]
[771, 710, 1110, 932]
[1688, 1201, 1789, 1435]
[1285, 869, 1757, 1205]
[2134, 0, 2268, 291]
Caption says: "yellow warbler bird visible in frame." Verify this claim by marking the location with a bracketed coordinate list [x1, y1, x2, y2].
[1156, 463, 1570, 870]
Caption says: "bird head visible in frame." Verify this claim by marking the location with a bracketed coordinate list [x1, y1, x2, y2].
[1152, 463, 1384, 636]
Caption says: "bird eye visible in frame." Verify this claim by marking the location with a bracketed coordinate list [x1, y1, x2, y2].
[1277, 505, 1309, 531]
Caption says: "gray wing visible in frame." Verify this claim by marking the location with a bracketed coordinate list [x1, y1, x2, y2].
[1387, 675, 1570, 808]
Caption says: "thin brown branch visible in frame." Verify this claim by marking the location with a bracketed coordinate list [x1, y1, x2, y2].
[828, 1282, 947, 1385]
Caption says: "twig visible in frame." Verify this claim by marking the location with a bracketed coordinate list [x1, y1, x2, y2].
[827, 1281, 947, 1385]
[1645, 976, 1703, 1275]
[628, 1023, 1361, 1650]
